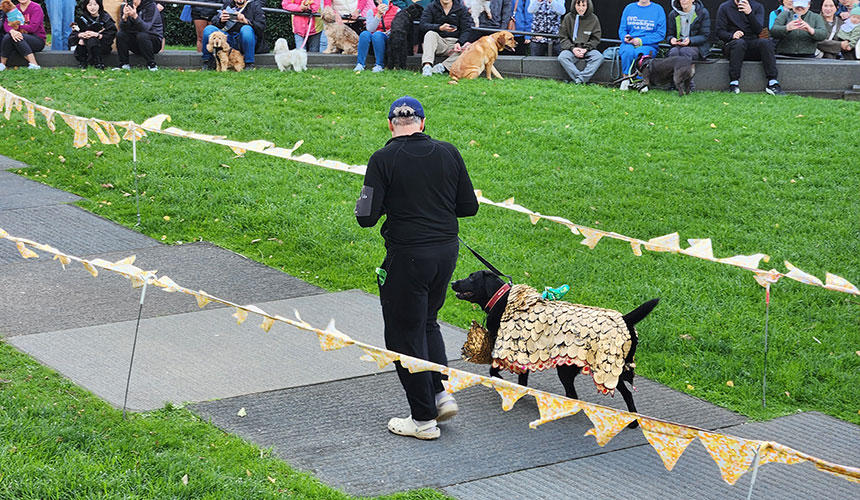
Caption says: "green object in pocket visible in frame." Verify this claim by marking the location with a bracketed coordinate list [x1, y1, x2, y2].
[375, 267, 387, 286]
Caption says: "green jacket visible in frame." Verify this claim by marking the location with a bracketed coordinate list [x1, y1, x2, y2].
[770, 9, 826, 55]
[558, 0, 601, 52]
[836, 24, 860, 49]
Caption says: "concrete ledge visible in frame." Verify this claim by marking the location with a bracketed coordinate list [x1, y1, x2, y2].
[10, 49, 859, 96]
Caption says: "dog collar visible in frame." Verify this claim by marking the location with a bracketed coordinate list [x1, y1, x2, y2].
[485, 283, 511, 313]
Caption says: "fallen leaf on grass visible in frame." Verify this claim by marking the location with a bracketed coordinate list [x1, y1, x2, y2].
[686, 384, 695, 390]
[492, 153, 499, 158]
[268, 476, 277, 484]
[856, 350, 860, 356]
[58, 156, 66, 163]
[220, 164, 230, 169]
[246, 469, 252, 477]
[95, 151, 103, 157]
[163, 215, 171, 221]
[785, 391, 790, 397]
[679, 334, 693, 340]
[710, 123, 717, 128]
[100, 183, 114, 189]
[726, 380, 734, 387]
[250, 238, 261, 244]
[181, 474, 188, 485]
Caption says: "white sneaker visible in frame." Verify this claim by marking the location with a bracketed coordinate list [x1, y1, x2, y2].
[0, 63, 6, 71]
[372, 64, 383, 73]
[422, 64, 433, 76]
[619, 78, 630, 91]
[27, 63, 40, 70]
[112, 64, 131, 71]
[353, 63, 364, 72]
[436, 393, 458, 422]
[387, 416, 440, 440]
[432, 63, 446, 74]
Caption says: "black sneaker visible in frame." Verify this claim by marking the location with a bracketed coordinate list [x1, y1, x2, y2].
[765, 83, 785, 96]
[202, 58, 216, 70]
[78, 62, 87, 69]
[94, 63, 105, 70]
[147, 62, 158, 71]
[244, 62, 255, 70]
[728, 83, 740, 94]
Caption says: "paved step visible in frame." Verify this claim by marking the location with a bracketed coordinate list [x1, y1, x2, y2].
[445, 412, 860, 500]
[8, 290, 464, 411]
[190, 358, 745, 497]
[0, 241, 323, 335]
[0, 170, 81, 210]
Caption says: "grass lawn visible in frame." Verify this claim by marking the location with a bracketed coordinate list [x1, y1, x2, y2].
[0, 68, 857, 494]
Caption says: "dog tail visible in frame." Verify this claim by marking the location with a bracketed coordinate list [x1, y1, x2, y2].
[622, 298, 659, 327]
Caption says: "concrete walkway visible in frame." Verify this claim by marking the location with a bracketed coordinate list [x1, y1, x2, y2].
[0, 154, 857, 499]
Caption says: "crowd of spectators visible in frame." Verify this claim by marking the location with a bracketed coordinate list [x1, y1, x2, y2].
[0, 0, 857, 94]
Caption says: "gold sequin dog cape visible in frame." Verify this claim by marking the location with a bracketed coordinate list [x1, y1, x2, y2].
[492, 284, 632, 394]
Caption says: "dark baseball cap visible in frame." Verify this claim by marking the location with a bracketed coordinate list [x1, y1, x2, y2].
[388, 96, 425, 119]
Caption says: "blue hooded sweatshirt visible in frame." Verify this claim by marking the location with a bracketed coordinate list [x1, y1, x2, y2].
[618, 1, 667, 48]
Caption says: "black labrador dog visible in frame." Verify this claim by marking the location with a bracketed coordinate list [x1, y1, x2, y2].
[385, 3, 423, 69]
[452, 270, 659, 423]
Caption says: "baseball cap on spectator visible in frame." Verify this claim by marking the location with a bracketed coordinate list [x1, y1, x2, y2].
[793, 0, 809, 7]
[388, 96, 425, 120]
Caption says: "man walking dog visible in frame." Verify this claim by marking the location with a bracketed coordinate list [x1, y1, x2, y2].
[356, 96, 479, 440]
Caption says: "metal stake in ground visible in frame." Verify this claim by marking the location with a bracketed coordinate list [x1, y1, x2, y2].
[132, 135, 140, 227]
[122, 277, 148, 419]
[762, 283, 771, 408]
[746, 444, 763, 500]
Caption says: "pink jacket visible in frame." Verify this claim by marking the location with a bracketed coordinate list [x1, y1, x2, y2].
[3, 1, 46, 41]
[283, 0, 326, 37]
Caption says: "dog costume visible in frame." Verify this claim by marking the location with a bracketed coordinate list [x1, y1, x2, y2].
[485, 284, 633, 393]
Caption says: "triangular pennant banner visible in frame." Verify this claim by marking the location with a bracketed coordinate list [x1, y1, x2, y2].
[824, 273, 859, 294]
[644, 232, 681, 252]
[154, 276, 181, 292]
[442, 368, 484, 394]
[813, 461, 860, 484]
[359, 347, 397, 369]
[583, 405, 636, 446]
[579, 227, 604, 249]
[195, 291, 211, 308]
[229, 145, 247, 156]
[756, 442, 804, 467]
[484, 380, 527, 411]
[566, 223, 580, 235]
[36, 106, 56, 131]
[0, 227, 8, 238]
[753, 270, 780, 288]
[718, 253, 770, 270]
[140, 114, 171, 130]
[4, 92, 15, 120]
[25, 101, 35, 126]
[529, 393, 582, 428]
[639, 418, 697, 471]
[16, 241, 38, 259]
[698, 431, 760, 485]
[528, 213, 541, 225]
[630, 241, 643, 256]
[52, 253, 71, 268]
[260, 316, 275, 333]
[87, 119, 111, 144]
[784, 261, 824, 286]
[94, 119, 120, 143]
[232, 307, 248, 325]
[682, 238, 714, 260]
[399, 356, 437, 374]
[81, 260, 98, 277]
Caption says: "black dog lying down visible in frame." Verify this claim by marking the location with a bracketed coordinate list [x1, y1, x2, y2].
[452, 270, 658, 425]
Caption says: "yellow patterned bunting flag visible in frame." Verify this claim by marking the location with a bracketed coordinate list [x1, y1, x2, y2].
[579, 227, 603, 249]
[260, 316, 275, 333]
[140, 114, 171, 130]
[154, 276, 181, 292]
[644, 232, 681, 252]
[813, 461, 860, 484]
[25, 101, 35, 126]
[4, 92, 14, 120]
[316, 318, 353, 351]
[36, 105, 56, 131]
[81, 260, 98, 277]
[87, 119, 111, 144]
[399, 356, 437, 374]
[359, 347, 398, 369]
[529, 393, 582, 428]
[94, 119, 120, 143]
[753, 270, 780, 288]
[639, 419, 697, 471]
[483, 379, 528, 411]
[528, 213, 541, 225]
[52, 253, 72, 269]
[0, 227, 7, 239]
[698, 431, 760, 485]
[784, 261, 824, 286]
[630, 241, 643, 256]
[824, 273, 859, 295]
[16, 241, 38, 259]
[195, 291, 212, 308]
[583, 405, 636, 446]
[232, 307, 248, 325]
[757, 442, 804, 467]
[718, 253, 769, 270]
[442, 368, 484, 393]
[681, 238, 714, 260]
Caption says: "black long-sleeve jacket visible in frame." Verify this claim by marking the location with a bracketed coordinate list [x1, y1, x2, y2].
[419, 0, 475, 45]
[356, 132, 479, 249]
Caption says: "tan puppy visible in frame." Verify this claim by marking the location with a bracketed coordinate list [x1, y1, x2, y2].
[449, 31, 516, 82]
[206, 30, 245, 72]
[321, 6, 359, 54]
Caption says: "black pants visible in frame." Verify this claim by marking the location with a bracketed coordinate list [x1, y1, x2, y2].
[0, 33, 45, 59]
[73, 37, 114, 65]
[724, 37, 778, 82]
[116, 30, 161, 65]
[379, 241, 458, 421]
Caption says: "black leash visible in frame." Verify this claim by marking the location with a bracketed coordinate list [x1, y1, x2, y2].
[458, 236, 512, 285]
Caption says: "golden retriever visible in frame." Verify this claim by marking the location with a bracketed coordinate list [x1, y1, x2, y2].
[449, 31, 516, 82]
[206, 30, 245, 72]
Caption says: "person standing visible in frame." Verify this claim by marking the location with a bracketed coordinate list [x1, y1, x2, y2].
[46, 0, 74, 50]
[356, 96, 479, 440]
[715, 0, 784, 95]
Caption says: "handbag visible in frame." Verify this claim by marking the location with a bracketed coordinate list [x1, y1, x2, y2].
[507, 0, 518, 30]
[180, 4, 192, 23]
[461, 320, 494, 365]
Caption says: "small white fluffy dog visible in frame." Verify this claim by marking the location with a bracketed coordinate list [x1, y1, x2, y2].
[464, 0, 492, 28]
[273, 38, 308, 72]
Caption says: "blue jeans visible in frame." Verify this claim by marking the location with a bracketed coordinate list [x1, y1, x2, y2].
[46, 0, 75, 51]
[357, 31, 387, 67]
[618, 43, 656, 75]
[202, 25, 256, 63]
[294, 32, 321, 52]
